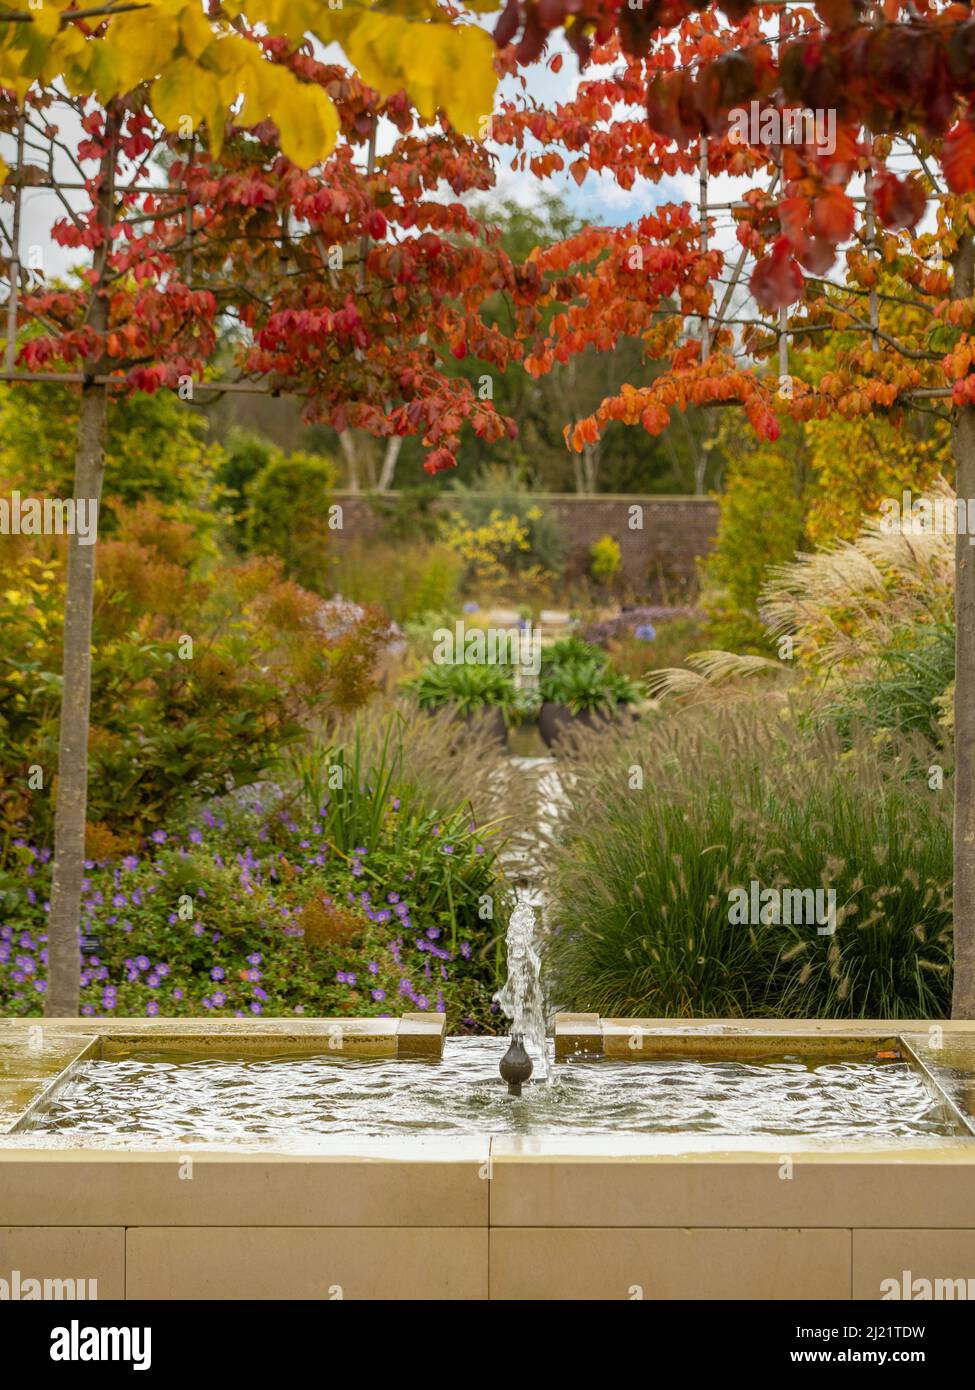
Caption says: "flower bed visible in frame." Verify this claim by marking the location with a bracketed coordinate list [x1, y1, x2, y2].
[1, 726, 513, 1028]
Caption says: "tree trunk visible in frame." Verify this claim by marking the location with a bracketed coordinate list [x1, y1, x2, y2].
[338, 429, 359, 491]
[952, 232, 975, 1019]
[377, 435, 403, 491]
[45, 116, 115, 1018]
[582, 440, 598, 493]
[45, 383, 108, 1016]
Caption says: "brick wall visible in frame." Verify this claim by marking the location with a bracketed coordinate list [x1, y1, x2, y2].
[330, 492, 719, 598]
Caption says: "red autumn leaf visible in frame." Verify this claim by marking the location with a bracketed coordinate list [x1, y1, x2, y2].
[750, 239, 804, 311]
[811, 191, 855, 244]
[873, 171, 926, 230]
[797, 237, 837, 275]
[815, 0, 860, 28]
[779, 197, 811, 252]
[365, 210, 387, 240]
[943, 122, 975, 194]
[424, 447, 456, 476]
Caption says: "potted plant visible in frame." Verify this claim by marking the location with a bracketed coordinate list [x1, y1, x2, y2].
[402, 662, 517, 745]
[538, 658, 642, 747]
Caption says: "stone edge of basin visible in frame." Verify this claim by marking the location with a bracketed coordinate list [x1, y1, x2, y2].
[553, 1014, 975, 1059]
[0, 1013, 446, 1131]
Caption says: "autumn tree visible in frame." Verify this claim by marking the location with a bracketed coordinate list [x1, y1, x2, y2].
[490, 0, 975, 1015]
[0, 0, 548, 1014]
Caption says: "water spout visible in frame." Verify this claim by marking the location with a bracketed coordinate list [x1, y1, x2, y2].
[494, 888, 548, 1090]
[499, 1035, 533, 1096]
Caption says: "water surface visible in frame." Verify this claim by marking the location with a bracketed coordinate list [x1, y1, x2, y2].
[23, 1038, 967, 1145]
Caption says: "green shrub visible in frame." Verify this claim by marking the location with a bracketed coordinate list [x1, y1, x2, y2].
[539, 660, 640, 714]
[402, 662, 518, 722]
[701, 423, 808, 653]
[546, 702, 952, 1020]
[246, 450, 337, 592]
[216, 428, 276, 547]
[589, 534, 622, 584]
[538, 636, 640, 712]
[540, 635, 607, 672]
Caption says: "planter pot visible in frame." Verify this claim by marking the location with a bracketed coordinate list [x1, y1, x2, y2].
[538, 702, 596, 747]
[538, 701, 634, 748]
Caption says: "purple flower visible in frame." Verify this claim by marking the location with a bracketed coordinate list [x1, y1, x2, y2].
[371, 988, 386, 1002]
[247, 953, 262, 965]
[634, 623, 657, 641]
[210, 966, 225, 981]
[146, 1001, 159, 1016]
[151, 829, 167, 844]
[134, 955, 151, 971]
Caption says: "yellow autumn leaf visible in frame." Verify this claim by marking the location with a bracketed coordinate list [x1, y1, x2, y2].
[178, 2, 216, 61]
[150, 55, 221, 142]
[0, 156, 7, 185]
[340, 14, 497, 138]
[273, 71, 339, 167]
[230, 51, 338, 167]
[103, 9, 182, 94]
[32, 4, 62, 39]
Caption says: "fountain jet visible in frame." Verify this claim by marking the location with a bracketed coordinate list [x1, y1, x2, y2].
[494, 888, 547, 1094]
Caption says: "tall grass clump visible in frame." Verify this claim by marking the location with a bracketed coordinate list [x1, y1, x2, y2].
[546, 701, 952, 1019]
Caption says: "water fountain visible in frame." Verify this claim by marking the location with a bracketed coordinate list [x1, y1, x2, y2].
[494, 887, 548, 1094]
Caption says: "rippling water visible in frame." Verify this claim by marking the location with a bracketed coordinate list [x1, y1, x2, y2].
[25, 1039, 966, 1144]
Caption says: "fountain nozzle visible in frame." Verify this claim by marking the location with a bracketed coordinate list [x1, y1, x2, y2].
[500, 1034, 533, 1097]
